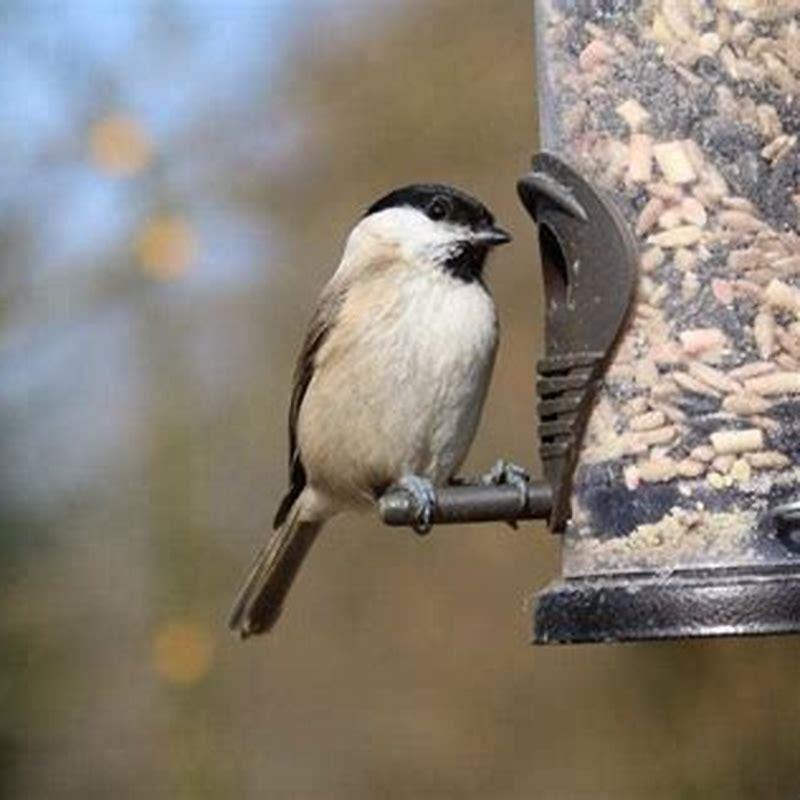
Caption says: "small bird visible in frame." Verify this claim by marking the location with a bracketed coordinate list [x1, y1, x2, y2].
[228, 184, 511, 638]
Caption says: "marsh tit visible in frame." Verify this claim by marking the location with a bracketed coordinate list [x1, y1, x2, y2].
[228, 184, 511, 638]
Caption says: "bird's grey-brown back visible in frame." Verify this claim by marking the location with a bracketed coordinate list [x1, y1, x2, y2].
[229, 183, 510, 637]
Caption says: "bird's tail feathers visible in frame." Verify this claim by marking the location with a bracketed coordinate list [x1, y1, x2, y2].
[228, 499, 322, 638]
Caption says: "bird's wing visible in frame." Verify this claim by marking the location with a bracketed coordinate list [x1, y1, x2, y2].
[273, 280, 348, 528]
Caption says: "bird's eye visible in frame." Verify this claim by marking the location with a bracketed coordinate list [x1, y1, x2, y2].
[427, 196, 451, 221]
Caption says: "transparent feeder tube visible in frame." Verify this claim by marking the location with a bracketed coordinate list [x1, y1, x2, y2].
[535, 1, 800, 575]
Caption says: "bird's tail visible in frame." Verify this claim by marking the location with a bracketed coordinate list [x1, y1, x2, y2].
[228, 499, 322, 638]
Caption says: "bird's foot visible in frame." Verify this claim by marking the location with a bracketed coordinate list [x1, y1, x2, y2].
[481, 459, 530, 490]
[481, 460, 531, 529]
[393, 475, 438, 536]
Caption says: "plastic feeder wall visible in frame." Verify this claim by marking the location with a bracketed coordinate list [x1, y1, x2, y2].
[532, 1, 800, 643]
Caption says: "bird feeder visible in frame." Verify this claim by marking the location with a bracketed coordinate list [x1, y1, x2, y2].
[529, 0, 800, 643]
[383, 0, 800, 643]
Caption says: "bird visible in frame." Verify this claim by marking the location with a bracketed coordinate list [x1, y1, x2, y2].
[228, 183, 511, 638]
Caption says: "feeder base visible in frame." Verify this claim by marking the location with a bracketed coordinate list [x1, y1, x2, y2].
[534, 565, 800, 644]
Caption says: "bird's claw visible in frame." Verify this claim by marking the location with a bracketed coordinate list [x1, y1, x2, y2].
[481, 460, 530, 529]
[481, 459, 530, 491]
[394, 475, 437, 535]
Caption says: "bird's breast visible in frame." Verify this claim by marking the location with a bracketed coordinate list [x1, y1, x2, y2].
[298, 265, 498, 500]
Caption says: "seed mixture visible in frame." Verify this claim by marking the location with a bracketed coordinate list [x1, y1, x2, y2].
[536, 0, 800, 572]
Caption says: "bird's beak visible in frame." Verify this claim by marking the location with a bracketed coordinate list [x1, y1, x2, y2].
[471, 225, 512, 247]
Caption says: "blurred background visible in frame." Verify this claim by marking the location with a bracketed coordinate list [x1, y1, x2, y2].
[2, 2, 800, 798]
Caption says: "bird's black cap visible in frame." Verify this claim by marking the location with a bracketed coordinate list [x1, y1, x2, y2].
[365, 183, 500, 234]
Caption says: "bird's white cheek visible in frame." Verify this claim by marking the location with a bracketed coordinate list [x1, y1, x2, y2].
[401, 225, 470, 268]
[349, 207, 471, 271]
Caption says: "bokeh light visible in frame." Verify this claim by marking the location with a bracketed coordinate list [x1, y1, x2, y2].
[152, 620, 215, 686]
[135, 215, 197, 280]
[89, 114, 153, 177]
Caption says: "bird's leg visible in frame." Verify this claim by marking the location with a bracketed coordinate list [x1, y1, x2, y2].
[392, 475, 438, 536]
